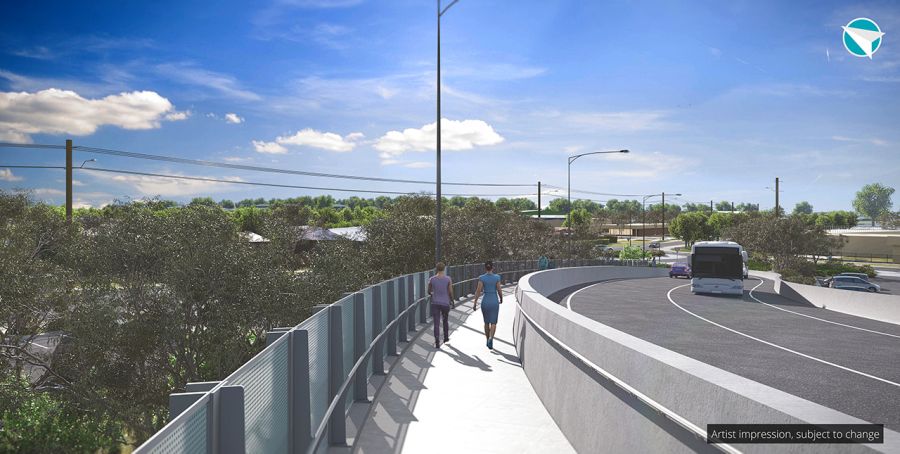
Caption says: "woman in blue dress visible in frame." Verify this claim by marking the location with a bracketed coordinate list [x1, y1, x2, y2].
[473, 261, 503, 350]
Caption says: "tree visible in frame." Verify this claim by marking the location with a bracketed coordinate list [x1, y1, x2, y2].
[724, 214, 845, 270]
[792, 201, 813, 215]
[853, 183, 895, 226]
[736, 202, 759, 212]
[683, 202, 712, 213]
[189, 197, 218, 207]
[715, 200, 733, 212]
[548, 198, 570, 214]
[219, 199, 235, 209]
[668, 212, 713, 247]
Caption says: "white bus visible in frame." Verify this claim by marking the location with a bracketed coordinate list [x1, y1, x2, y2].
[689, 241, 748, 296]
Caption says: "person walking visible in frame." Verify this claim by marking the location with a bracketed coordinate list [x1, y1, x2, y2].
[427, 262, 454, 348]
[473, 261, 503, 350]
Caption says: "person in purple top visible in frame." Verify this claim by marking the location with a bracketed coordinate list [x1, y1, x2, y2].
[427, 262, 454, 348]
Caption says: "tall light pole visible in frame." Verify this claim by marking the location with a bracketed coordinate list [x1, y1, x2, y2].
[567, 149, 629, 257]
[642, 193, 681, 253]
[435, 0, 461, 263]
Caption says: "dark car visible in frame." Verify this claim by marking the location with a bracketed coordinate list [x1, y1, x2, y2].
[648, 242, 661, 249]
[669, 262, 691, 278]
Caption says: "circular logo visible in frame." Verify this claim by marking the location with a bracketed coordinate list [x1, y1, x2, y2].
[842, 18, 884, 59]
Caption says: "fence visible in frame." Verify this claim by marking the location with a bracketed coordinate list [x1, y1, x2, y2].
[133, 258, 644, 454]
[826, 252, 895, 264]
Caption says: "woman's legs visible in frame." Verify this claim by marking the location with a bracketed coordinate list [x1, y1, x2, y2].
[489, 323, 497, 339]
[484, 323, 491, 339]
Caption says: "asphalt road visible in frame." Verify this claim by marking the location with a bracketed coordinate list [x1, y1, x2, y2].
[560, 276, 900, 430]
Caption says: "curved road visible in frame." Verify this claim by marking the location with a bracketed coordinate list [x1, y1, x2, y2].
[561, 276, 900, 431]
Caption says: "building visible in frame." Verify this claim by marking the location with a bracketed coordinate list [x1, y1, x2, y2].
[599, 223, 667, 237]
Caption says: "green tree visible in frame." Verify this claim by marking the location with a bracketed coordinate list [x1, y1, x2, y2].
[548, 198, 570, 214]
[853, 183, 895, 226]
[715, 200, 733, 212]
[792, 201, 813, 215]
[668, 212, 713, 247]
[189, 196, 218, 207]
[219, 199, 235, 209]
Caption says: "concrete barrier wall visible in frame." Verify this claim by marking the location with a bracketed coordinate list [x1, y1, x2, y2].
[749, 271, 900, 326]
[514, 267, 897, 454]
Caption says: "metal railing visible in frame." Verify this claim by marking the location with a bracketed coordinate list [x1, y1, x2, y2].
[135, 259, 634, 454]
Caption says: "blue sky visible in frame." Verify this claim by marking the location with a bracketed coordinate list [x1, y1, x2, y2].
[1, 0, 898, 211]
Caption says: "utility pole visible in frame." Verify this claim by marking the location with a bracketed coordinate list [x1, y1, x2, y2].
[775, 177, 780, 217]
[537, 181, 541, 219]
[661, 192, 666, 242]
[731, 201, 735, 213]
[710, 200, 713, 212]
[435, 0, 442, 262]
[65, 139, 73, 224]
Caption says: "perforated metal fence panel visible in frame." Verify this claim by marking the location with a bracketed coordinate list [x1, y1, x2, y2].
[305, 312, 330, 438]
[146, 401, 208, 454]
[229, 337, 290, 453]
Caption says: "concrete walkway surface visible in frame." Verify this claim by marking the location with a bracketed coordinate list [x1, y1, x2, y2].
[353, 286, 575, 454]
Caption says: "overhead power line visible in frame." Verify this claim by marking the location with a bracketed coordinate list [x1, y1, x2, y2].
[75, 167, 535, 198]
[542, 184, 645, 197]
[0, 142, 533, 187]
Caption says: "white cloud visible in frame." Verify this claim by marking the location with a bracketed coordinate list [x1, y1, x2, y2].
[225, 113, 244, 124]
[252, 140, 288, 154]
[0, 88, 181, 142]
[155, 63, 261, 101]
[831, 135, 888, 146]
[87, 170, 245, 197]
[584, 151, 689, 180]
[561, 111, 674, 132]
[0, 130, 32, 143]
[0, 168, 23, 182]
[165, 110, 191, 121]
[374, 119, 504, 160]
[253, 128, 364, 153]
[404, 161, 432, 169]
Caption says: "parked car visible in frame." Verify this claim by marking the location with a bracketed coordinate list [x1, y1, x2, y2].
[648, 242, 661, 249]
[837, 272, 872, 282]
[669, 262, 691, 279]
[830, 276, 880, 293]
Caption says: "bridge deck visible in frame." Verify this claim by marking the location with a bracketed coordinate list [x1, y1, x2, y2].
[352, 286, 574, 454]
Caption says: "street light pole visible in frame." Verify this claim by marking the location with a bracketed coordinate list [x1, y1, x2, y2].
[642, 192, 681, 253]
[567, 149, 629, 257]
[435, 0, 460, 263]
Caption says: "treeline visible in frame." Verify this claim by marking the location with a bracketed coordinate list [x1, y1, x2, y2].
[667, 210, 855, 283]
[0, 192, 572, 453]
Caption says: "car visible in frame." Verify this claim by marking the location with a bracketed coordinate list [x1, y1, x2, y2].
[669, 262, 691, 279]
[648, 242, 661, 249]
[830, 276, 880, 293]
[743, 263, 749, 279]
[837, 272, 872, 282]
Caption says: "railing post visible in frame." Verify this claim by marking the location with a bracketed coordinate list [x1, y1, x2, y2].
[397, 276, 408, 343]
[352, 293, 368, 402]
[407, 276, 415, 333]
[290, 330, 312, 454]
[327, 305, 346, 445]
[372, 286, 385, 374]
[419, 273, 427, 324]
[218, 385, 246, 454]
[386, 280, 398, 356]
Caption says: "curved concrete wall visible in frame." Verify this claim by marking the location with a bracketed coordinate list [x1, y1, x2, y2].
[514, 266, 898, 454]
[750, 271, 900, 326]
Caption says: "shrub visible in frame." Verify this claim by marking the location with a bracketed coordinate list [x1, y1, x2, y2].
[747, 258, 772, 271]
[814, 261, 876, 278]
